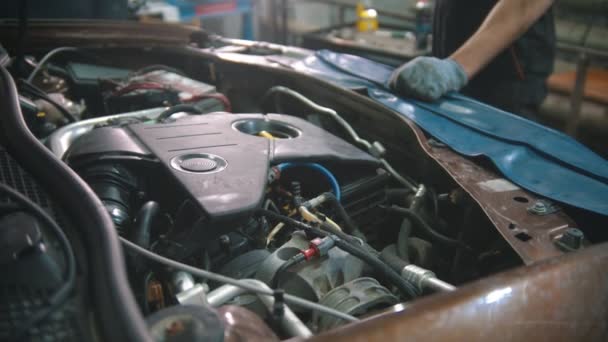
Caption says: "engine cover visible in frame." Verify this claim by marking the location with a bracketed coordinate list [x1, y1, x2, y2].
[66, 113, 379, 231]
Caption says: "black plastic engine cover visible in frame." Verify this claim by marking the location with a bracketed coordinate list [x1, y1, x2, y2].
[66, 113, 379, 230]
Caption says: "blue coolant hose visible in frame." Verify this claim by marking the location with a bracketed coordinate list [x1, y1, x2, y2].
[276, 162, 341, 201]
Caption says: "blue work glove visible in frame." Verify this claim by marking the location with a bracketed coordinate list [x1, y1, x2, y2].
[388, 57, 468, 101]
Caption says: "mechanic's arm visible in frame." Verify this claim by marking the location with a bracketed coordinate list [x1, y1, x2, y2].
[389, 0, 554, 101]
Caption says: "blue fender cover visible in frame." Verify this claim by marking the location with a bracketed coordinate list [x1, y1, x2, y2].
[304, 50, 608, 216]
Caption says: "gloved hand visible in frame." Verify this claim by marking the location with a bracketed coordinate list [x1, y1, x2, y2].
[387, 57, 468, 101]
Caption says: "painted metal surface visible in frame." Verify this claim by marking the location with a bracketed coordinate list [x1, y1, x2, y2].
[309, 242, 608, 342]
[420, 139, 575, 264]
[299, 50, 608, 216]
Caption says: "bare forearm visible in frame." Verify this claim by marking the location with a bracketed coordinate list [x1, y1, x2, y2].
[450, 0, 554, 78]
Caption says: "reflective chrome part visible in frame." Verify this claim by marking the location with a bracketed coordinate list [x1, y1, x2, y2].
[176, 284, 209, 306]
[424, 277, 457, 292]
[401, 264, 456, 293]
[170, 153, 228, 174]
[47, 107, 166, 158]
[173, 271, 196, 293]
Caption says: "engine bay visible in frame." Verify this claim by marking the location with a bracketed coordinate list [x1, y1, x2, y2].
[56, 80, 440, 335]
[2, 38, 598, 341]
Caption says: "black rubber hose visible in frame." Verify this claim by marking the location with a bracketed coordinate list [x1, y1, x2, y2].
[131, 201, 159, 250]
[255, 208, 418, 299]
[272, 253, 306, 288]
[397, 218, 412, 261]
[0, 65, 150, 341]
[385, 206, 471, 251]
[385, 188, 412, 205]
[380, 246, 408, 274]
[320, 192, 359, 235]
[156, 104, 203, 122]
[130, 201, 160, 271]
[332, 237, 418, 299]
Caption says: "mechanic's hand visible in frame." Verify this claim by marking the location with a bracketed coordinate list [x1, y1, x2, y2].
[387, 57, 468, 101]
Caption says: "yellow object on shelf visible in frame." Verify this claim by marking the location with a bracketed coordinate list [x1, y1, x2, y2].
[356, 1, 378, 32]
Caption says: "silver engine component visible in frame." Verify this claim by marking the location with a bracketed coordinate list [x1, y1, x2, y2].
[206, 279, 313, 338]
[314, 277, 398, 331]
[401, 264, 456, 293]
[256, 231, 365, 304]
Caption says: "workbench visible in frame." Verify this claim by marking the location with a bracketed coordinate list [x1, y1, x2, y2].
[302, 23, 429, 66]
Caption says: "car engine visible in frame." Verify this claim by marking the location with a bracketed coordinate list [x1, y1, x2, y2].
[8, 40, 595, 341]
[29, 61, 461, 337]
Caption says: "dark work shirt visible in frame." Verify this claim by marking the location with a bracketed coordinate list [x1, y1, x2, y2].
[432, 0, 556, 110]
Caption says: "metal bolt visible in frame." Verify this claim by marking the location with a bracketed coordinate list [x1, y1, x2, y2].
[219, 235, 230, 247]
[561, 228, 584, 249]
[528, 199, 559, 216]
[555, 228, 584, 252]
[532, 201, 546, 211]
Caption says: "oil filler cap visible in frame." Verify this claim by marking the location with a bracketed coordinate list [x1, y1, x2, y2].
[171, 154, 227, 174]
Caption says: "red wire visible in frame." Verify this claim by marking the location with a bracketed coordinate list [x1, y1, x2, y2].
[112, 81, 232, 112]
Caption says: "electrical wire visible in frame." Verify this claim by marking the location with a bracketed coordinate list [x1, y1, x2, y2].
[256, 208, 328, 236]
[277, 162, 341, 201]
[298, 206, 341, 231]
[185, 93, 232, 113]
[272, 253, 306, 287]
[319, 192, 359, 235]
[384, 205, 472, 251]
[26, 47, 81, 83]
[262, 86, 418, 191]
[156, 104, 204, 122]
[266, 222, 285, 246]
[256, 208, 418, 299]
[119, 237, 357, 322]
[262, 86, 372, 151]
[0, 183, 76, 340]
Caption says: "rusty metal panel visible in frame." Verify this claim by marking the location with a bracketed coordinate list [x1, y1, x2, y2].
[0, 21, 204, 49]
[310, 242, 608, 342]
[417, 132, 576, 264]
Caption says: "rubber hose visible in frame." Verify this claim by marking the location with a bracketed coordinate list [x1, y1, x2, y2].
[131, 201, 160, 250]
[272, 253, 306, 288]
[397, 218, 412, 261]
[256, 208, 327, 235]
[130, 201, 160, 272]
[333, 237, 418, 299]
[156, 104, 203, 122]
[319, 221, 376, 256]
[385, 188, 412, 205]
[380, 246, 408, 273]
[256, 208, 417, 298]
[321, 192, 359, 235]
[386, 206, 470, 251]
